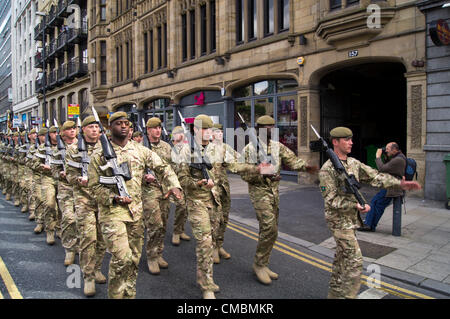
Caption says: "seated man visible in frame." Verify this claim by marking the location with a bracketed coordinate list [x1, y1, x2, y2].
[359, 142, 406, 232]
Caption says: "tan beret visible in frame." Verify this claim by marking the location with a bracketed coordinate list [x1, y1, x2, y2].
[49, 126, 58, 133]
[132, 131, 143, 138]
[146, 117, 162, 128]
[330, 127, 353, 138]
[108, 111, 129, 125]
[81, 116, 97, 128]
[38, 128, 48, 136]
[20, 131, 26, 137]
[212, 123, 223, 131]
[29, 128, 37, 134]
[256, 115, 275, 126]
[62, 120, 76, 131]
[172, 126, 184, 135]
[13, 132, 20, 137]
[194, 114, 213, 129]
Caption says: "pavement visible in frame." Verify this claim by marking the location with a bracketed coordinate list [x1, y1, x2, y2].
[227, 174, 450, 297]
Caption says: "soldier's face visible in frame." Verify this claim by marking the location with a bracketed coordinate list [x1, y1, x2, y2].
[13, 136, 18, 143]
[148, 126, 162, 140]
[173, 133, 185, 143]
[111, 119, 130, 139]
[29, 133, 37, 142]
[213, 130, 223, 141]
[38, 135, 45, 143]
[133, 135, 143, 143]
[82, 124, 100, 140]
[63, 127, 77, 139]
[333, 137, 353, 155]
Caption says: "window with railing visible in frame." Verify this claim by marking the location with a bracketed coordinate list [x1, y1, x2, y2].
[100, 41, 107, 85]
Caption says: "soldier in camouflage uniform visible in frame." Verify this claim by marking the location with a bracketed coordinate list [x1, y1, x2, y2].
[241, 115, 318, 285]
[31, 128, 48, 233]
[143, 117, 180, 275]
[65, 116, 106, 297]
[35, 126, 59, 245]
[52, 121, 78, 267]
[24, 129, 38, 221]
[132, 131, 143, 143]
[178, 114, 260, 299]
[11, 132, 21, 207]
[171, 126, 191, 246]
[88, 112, 182, 299]
[4, 133, 15, 202]
[318, 127, 421, 299]
[18, 131, 30, 213]
[0, 133, 6, 192]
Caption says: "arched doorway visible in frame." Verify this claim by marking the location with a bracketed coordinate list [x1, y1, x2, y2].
[318, 62, 407, 167]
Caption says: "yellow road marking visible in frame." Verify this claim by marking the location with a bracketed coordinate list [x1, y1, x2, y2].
[0, 256, 23, 299]
[227, 222, 435, 300]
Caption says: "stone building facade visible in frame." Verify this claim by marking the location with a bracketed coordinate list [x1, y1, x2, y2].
[89, 0, 429, 194]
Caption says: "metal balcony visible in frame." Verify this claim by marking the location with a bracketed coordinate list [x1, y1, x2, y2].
[34, 51, 44, 68]
[67, 58, 88, 80]
[57, 0, 69, 18]
[34, 21, 45, 40]
[48, 6, 64, 27]
[47, 70, 57, 89]
[46, 39, 57, 59]
[66, 22, 88, 45]
[56, 31, 67, 51]
[57, 64, 67, 84]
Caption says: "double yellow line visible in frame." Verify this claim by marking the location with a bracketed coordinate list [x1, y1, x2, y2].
[227, 221, 435, 300]
[0, 256, 23, 299]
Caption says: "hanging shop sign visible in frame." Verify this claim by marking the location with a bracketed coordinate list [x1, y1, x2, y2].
[430, 19, 450, 46]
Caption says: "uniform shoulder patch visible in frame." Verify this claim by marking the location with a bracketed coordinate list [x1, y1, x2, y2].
[321, 186, 326, 192]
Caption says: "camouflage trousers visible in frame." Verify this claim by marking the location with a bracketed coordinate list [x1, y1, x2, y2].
[57, 182, 78, 253]
[173, 196, 188, 235]
[142, 188, 170, 261]
[100, 219, 144, 299]
[41, 176, 58, 232]
[216, 186, 231, 249]
[33, 174, 45, 225]
[187, 198, 221, 292]
[249, 190, 279, 267]
[328, 228, 363, 299]
[74, 192, 106, 280]
[20, 168, 33, 210]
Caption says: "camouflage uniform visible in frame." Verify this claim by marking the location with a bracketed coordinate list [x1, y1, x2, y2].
[171, 142, 190, 237]
[25, 140, 38, 219]
[65, 141, 106, 282]
[242, 140, 308, 270]
[319, 157, 401, 299]
[54, 139, 78, 256]
[18, 134, 31, 212]
[88, 139, 180, 299]
[142, 139, 172, 264]
[30, 141, 45, 229]
[10, 140, 20, 205]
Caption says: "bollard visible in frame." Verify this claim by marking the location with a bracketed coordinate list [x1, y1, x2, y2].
[392, 196, 402, 236]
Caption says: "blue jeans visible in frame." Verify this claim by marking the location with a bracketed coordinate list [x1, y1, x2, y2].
[364, 189, 392, 230]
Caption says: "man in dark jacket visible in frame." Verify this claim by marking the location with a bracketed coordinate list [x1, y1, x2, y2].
[359, 142, 406, 232]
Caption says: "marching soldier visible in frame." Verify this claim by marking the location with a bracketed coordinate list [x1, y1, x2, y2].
[65, 116, 106, 297]
[11, 132, 21, 207]
[88, 111, 182, 299]
[25, 129, 38, 221]
[318, 127, 421, 299]
[241, 115, 318, 285]
[31, 128, 48, 234]
[132, 131, 143, 143]
[17, 132, 29, 212]
[53, 121, 78, 268]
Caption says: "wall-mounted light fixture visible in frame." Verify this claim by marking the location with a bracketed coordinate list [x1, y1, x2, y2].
[215, 56, 225, 65]
[167, 70, 175, 78]
[299, 34, 307, 45]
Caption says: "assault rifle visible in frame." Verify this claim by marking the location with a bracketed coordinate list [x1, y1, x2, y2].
[177, 111, 212, 183]
[67, 117, 90, 181]
[310, 125, 365, 225]
[139, 117, 157, 179]
[92, 107, 131, 198]
[50, 119, 67, 173]
[43, 120, 53, 166]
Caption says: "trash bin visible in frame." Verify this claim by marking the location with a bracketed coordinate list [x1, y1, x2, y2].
[444, 154, 450, 210]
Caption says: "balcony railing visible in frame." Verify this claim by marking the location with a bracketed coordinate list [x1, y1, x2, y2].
[34, 21, 45, 40]
[57, 0, 69, 18]
[67, 58, 88, 79]
[34, 52, 43, 68]
[48, 70, 57, 89]
[57, 64, 67, 83]
[67, 0, 81, 6]
[56, 31, 67, 51]
[66, 22, 88, 45]
[35, 78, 46, 94]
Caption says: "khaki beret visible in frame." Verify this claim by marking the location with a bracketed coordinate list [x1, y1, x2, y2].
[132, 131, 143, 138]
[146, 117, 162, 128]
[29, 128, 37, 134]
[20, 131, 26, 137]
[38, 128, 48, 136]
[194, 114, 213, 129]
[13, 132, 19, 137]
[172, 126, 184, 135]
[256, 115, 275, 126]
[330, 127, 353, 138]
[62, 120, 76, 131]
[108, 111, 129, 125]
[49, 126, 58, 133]
[81, 116, 97, 128]
[212, 123, 223, 131]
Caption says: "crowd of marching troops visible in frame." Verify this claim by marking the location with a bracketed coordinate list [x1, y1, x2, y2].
[0, 110, 421, 300]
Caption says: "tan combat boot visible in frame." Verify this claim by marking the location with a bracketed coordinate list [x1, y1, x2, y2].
[263, 266, 279, 280]
[219, 247, 231, 259]
[213, 248, 220, 264]
[95, 271, 107, 284]
[28, 212, 35, 221]
[13, 199, 20, 207]
[172, 234, 180, 246]
[158, 257, 168, 269]
[5, 194, 11, 201]
[180, 233, 191, 241]
[148, 259, 160, 275]
[253, 264, 272, 285]
[203, 290, 216, 299]
[84, 279, 96, 297]
[64, 251, 75, 266]
[46, 231, 55, 245]
[34, 224, 43, 234]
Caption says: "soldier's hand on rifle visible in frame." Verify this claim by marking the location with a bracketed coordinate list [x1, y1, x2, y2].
[258, 162, 276, 176]
[356, 204, 371, 213]
[41, 164, 51, 171]
[197, 179, 214, 189]
[114, 195, 132, 205]
[77, 176, 88, 187]
[59, 171, 66, 179]
[164, 187, 183, 200]
[144, 173, 156, 184]
[400, 177, 422, 191]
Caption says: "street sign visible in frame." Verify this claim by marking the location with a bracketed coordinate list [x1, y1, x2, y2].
[68, 104, 80, 119]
